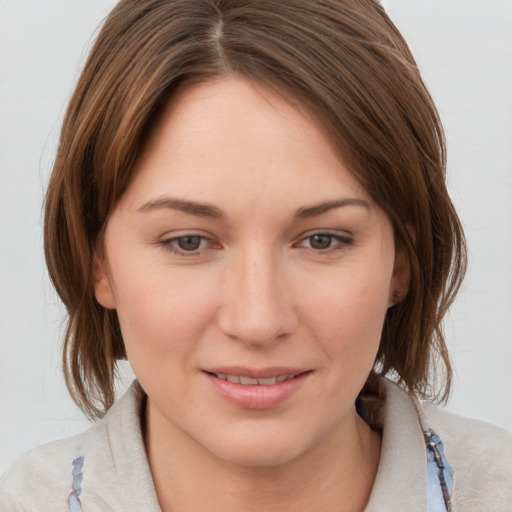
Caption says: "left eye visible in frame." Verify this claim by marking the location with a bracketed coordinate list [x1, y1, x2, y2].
[308, 234, 336, 250]
[299, 233, 352, 251]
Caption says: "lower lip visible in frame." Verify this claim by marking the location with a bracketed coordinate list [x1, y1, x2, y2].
[203, 372, 311, 410]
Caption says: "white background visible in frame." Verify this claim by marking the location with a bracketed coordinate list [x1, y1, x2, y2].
[1, 0, 511, 474]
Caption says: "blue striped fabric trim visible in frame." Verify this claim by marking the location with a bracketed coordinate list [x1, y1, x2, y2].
[424, 430, 453, 512]
[69, 456, 84, 512]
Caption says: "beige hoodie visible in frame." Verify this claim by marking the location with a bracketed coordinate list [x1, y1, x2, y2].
[1, 379, 511, 511]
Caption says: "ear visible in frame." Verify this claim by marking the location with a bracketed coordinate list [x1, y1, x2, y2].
[389, 245, 410, 307]
[93, 250, 117, 309]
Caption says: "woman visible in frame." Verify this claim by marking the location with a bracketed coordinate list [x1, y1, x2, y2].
[1, 0, 510, 510]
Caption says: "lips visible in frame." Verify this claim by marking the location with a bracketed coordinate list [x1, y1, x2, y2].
[209, 373, 300, 385]
[202, 367, 312, 409]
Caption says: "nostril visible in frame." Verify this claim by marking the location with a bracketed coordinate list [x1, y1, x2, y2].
[216, 267, 298, 345]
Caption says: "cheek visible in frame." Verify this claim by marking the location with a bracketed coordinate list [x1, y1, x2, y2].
[301, 263, 391, 329]
[111, 260, 220, 360]
[297, 263, 391, 366]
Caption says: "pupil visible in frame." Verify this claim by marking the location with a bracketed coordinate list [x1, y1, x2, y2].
[178, 236, 201, 251]
[310, 234, 331, 249]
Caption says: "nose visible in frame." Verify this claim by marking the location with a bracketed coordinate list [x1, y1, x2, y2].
[217, 248, 297, 347]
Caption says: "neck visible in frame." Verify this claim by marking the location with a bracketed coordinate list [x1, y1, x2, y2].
[144, 400, 381, 512]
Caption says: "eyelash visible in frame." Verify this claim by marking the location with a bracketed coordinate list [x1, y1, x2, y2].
[158, 231, 354, 257]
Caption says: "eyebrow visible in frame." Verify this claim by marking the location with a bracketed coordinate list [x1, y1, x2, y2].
[137, 196, 370, 219]
[294, 198, 371, 218]
[137, 197, 223, 218]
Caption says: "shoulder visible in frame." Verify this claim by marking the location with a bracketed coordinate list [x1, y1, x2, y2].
[0, 435, 87, 511]
[424, 402, 512, 469]
[0, 382, 147, 511]
[423, 402, 512, 510]
[0, 411, 117, 511]
[377, 378, 512, 510]
[0, 431, 94, 512]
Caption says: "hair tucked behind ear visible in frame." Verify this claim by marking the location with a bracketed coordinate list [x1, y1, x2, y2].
[45, 0, 466, 418]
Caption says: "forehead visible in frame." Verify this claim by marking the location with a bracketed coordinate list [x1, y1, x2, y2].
[122, 76, 373, 212]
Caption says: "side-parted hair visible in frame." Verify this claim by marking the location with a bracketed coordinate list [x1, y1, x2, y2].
[44, 0, 466, 419]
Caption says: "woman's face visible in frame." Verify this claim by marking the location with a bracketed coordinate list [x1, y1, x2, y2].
[95, 77, 407, 467]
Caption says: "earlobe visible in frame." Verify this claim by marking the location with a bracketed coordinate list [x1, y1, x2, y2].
[93, 252, 117, 309]
[389, 247, 410, 307]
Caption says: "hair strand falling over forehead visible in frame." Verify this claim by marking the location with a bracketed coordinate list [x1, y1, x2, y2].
[44, 0, 466, 419]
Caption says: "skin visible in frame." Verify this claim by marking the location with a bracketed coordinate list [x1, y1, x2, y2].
[95, 76, 409, 511]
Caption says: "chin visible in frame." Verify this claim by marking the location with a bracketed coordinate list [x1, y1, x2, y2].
[216, 446, 303, 468]
[201, 429, 314, 468]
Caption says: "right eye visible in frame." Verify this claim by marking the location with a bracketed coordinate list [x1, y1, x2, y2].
[158, 234, 218, 256]
[173, 235, 204, 251]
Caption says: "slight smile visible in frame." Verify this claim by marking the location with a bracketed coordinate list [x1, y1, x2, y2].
[202, 367, 313, 409]
[210, 373, 300, 385]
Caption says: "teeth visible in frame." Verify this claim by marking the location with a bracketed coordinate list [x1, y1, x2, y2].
[240, 376, 259, 385]
[258, 377, 278, 385]
[213, 373, 298, 385]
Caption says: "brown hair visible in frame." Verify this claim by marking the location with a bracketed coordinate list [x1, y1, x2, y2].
[44, 0, 466, 419]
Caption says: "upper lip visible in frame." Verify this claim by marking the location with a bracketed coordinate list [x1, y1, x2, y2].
[202, 366, 310, 379]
